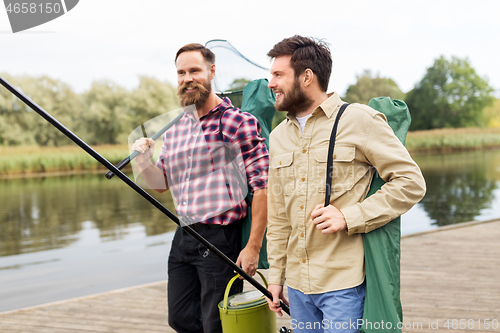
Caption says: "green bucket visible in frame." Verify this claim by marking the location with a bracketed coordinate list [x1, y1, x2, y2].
[218, 271, 277, 333]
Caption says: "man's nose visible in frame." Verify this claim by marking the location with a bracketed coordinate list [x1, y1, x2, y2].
[268, 78, 276, 89]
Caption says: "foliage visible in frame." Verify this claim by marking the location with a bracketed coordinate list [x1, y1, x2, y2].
[483, 98, 500, 128]
[128, 76, 180, 128]
[343, 70, 405, 104]
[80, 80, 130, 145]
[0, 73, 179, 147]
[228, 78, 250, 91]
[0, 144, 129, 175]
[406, 56, 495, 130]
[406, 127, 500, 153]
[0, 73, 83, 146]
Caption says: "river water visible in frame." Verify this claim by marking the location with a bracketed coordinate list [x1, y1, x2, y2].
[1, 149, 499, 312]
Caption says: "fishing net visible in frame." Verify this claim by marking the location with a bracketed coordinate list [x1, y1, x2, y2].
[205, 39, 271, 94]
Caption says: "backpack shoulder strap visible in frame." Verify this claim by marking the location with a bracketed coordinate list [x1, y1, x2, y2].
[325, 103, 350, 207]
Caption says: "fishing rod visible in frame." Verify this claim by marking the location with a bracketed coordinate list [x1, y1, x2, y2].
[0, 75, 290, 316]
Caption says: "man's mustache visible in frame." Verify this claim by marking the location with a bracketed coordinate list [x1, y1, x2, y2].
[178, 82, 210, 95]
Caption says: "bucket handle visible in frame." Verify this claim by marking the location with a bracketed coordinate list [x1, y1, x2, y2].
[222, 270, 268, 312]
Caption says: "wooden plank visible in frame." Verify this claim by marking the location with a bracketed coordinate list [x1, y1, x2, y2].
[1, 220, 499, 333]
[400, 220, 500, 333]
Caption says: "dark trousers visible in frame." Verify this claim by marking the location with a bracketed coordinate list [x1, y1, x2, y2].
[167, 222, 243, 333]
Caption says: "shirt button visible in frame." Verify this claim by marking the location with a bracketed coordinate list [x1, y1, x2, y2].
[301, 177, 305, 182]
[302, 259, 306, 264]
[332, 154, 337, 159]
[279, 161, 282, 165]
[300, 233, 304, 238]
[302, 149, 307, 153]
[182, 202, 186, 205]
[299, 205, 304, 210]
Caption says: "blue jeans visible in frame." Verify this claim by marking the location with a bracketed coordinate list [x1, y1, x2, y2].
[288, 281, 366, 333]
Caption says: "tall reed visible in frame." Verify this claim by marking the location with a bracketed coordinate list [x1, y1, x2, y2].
[2, 127, 500, 175]
[0, 144, 129, 176]
[406, 128, 500, 154]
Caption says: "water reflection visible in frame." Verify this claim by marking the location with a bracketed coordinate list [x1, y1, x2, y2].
[0, 173, 178, 257]
[1, 149, 500, 258]
[413, 149, 500, 227]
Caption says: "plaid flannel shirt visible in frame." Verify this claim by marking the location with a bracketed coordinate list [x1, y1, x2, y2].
[156, 98, 269, 225]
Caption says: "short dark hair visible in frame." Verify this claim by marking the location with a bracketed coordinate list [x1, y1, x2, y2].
[175, 43, 215, 65]
[267, 35, 332, 92]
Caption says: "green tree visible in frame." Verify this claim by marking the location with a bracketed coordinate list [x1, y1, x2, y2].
[0, 73, 82, 146]
[81, 80, 130, 145]
[483, 98, 500, 128]
[406, 56, 495, 130]
[343, 70, 405, 104]
[228, 78, 250, 91]
[128, 76, 179, 128]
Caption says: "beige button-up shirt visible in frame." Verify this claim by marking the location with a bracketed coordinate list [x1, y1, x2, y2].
[267, 92, 426, 294]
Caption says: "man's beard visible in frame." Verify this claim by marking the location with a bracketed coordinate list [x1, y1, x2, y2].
[177, 78, 212, 109]
[275, 79, 313, 117]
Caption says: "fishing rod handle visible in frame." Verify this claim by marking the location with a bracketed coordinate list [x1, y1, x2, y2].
[105, 151, 139, 179]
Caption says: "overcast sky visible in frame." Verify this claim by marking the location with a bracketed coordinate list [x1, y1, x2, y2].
[1, 0, 499, 97]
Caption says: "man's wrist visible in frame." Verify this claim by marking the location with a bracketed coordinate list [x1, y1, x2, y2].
[136, 160, 153, 172]
[244, 240, 261, 253]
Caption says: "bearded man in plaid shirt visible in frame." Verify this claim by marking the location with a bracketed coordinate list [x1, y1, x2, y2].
[131, 43, 269, 333]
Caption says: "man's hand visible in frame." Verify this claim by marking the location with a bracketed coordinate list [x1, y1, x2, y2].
[265, 284, 289, 317]
[311, 204, 347, 234]
[236, 245, 259, 277]
[130, 138, 155, 168]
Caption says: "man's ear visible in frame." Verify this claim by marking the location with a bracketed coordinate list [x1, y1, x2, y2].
[210, 64, 216, 80]
[303, 68, 314, 87]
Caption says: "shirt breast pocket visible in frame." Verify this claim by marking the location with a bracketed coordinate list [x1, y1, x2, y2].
[314, 145, 356, 193]
[271, 152, 295, 196]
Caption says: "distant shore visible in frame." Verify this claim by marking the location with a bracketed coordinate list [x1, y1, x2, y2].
[0, 144, 130, 177]
[406, 127, 500, 154]
[1, 127, 500, 176]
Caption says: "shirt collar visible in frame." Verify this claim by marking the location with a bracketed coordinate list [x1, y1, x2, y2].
[203, 97, 233, 119]
[315, 92, 343, 118]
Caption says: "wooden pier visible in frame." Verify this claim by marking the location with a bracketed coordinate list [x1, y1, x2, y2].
[1, 219, 499, 332]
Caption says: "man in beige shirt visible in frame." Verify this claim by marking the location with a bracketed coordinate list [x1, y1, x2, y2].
[265, 35, 426, 332]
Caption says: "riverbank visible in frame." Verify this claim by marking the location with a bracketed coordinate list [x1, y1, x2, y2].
[406, 127, 500, 154]
[1, 127, 500, 175]
[0, 144, 129, 176]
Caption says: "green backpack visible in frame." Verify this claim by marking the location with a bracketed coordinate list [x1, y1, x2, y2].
[325, 97, 409, 332]
[360, 97, 411, 333]
[217, 78, 276, 269]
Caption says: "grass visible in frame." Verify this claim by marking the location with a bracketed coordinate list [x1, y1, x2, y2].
[406, 127, 500, 154]
[0, 144, 130, 176]
[2, 127, 500, 175]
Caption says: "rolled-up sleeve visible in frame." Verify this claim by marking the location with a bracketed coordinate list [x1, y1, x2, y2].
[340, 113, 427, 235]
[231, 114, 269, 192]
